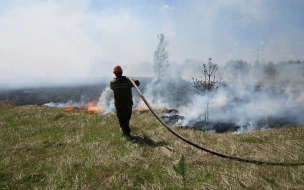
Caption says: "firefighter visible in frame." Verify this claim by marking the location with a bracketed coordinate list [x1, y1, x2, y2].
[109, 65, 140, 140]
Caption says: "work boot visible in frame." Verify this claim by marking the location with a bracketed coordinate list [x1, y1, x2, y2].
[122, 133, 135, 142]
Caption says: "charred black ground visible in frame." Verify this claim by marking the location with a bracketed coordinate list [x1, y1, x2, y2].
[0, 78, 152, 106]
[1, 77, 303, 133]
[160, 108, 302, 133]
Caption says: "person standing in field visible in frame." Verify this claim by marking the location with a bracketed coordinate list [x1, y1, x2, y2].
[109, 65, 140, 140]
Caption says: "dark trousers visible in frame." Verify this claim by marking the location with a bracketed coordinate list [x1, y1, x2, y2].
[115, 105, 132, 135]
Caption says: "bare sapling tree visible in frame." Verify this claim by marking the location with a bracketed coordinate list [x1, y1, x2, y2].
[153, 33, 169, 78]
[192, 57, 222, 126]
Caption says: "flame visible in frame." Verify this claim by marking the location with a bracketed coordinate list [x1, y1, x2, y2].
[134, 96, 151, 111]
[63, 106, 74, 111]
[85, 102, 99, 114]
[63, 100, 101, 114]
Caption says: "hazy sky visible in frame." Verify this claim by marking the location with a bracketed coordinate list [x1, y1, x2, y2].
[0, 0, 303, 78]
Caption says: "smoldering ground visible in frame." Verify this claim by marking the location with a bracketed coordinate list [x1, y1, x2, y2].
[1, 61, 304, 133]
[98, 60, 304, 133]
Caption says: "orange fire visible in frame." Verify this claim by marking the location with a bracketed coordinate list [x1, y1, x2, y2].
[134, 96, 151, 112]
[85, 102, 99, 114]
[63, 106, 74, 111]
[63, 100, 101, 114]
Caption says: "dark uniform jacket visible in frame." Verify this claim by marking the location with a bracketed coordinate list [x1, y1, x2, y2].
[109, 76, 140, 108]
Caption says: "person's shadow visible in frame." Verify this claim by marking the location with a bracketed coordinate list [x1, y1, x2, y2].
[131, 134, 168, 147]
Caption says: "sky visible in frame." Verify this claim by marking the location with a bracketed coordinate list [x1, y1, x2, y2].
[0, 0, 304, 78]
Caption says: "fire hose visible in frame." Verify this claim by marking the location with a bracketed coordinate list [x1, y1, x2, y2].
[127, 77, 304, 166]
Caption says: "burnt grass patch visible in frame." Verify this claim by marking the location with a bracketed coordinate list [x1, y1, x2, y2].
[1, 79, 303, 133]
[0, 84, 106, 106]
[0, 77, 153, 106]
[160, 108, 303, 133]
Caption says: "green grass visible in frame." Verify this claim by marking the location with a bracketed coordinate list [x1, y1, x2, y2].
[1, 105, 304, 189]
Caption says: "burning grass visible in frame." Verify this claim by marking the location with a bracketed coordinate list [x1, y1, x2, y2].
[1, 104, 304, 189]
[62, 100, 100, 114]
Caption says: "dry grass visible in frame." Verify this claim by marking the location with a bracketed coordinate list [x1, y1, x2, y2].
[1, 105, 304, 189]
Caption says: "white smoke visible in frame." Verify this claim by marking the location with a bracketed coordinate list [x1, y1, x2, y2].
[1, 0, 303, 80]
[44, 101, 75, 108]
[39, 58, 304, 133]
[97, 87, 115, 113]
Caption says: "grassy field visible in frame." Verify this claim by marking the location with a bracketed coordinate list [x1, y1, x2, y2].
[1, 104, 304, 190]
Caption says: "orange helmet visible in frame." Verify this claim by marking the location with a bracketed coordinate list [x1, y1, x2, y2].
[113, 65, 123, 74]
